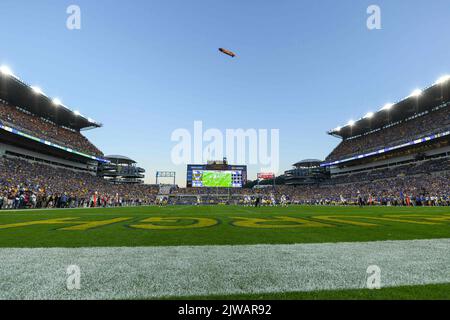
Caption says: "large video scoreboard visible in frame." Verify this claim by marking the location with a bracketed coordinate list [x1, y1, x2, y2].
[186, 163, 247, 188]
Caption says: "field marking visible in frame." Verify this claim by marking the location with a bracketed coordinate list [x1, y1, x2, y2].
[1, 214, 449, 231]
[0, 238, 449, 299]
[1, 206, 448, 213]
[0, 206, 158, 213]
[130, 217, 219, 230]
[1, 206, 449, 218]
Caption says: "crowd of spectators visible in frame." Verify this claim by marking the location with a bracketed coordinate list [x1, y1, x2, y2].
[281, 174, 450, 206]
[327, 105, 450, 162]
[1, 155, 449, 210]
[0, 101, 103, 157]
[171, 157, 450, 206]
[0, 157, 158, 209]
[327, 157, 450, 185]
[171, 172, 450, 206]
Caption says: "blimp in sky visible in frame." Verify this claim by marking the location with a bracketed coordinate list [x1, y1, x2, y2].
[218, 48, 236, 58]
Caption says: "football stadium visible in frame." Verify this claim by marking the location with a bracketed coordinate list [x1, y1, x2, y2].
[0, 1, 449, 305]
[1, 65, 449, 300]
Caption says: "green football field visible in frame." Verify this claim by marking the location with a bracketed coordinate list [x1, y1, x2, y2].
[0, 205, 449, 299]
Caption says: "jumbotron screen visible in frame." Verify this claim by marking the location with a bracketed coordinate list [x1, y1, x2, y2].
[192, 170, 243, 188]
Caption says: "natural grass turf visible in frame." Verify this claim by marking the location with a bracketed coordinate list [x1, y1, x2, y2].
[0, 205, 449, 247]
[172, 283, 450, 300]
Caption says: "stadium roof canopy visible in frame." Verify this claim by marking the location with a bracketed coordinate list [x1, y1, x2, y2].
[0, 66, 101, 131]
[328, 75, 450, 139]
[105, 155, 137, 164]
[293, 159, 323, 167]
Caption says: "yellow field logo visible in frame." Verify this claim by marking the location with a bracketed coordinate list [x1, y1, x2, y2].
[231, 216, 332, 228]
[0, 214, 448, 231]
[130, 217, 218, 230]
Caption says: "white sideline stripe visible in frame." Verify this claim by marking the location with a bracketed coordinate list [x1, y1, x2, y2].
[0, 239, 449, 299]
[0, 206, 158, 213]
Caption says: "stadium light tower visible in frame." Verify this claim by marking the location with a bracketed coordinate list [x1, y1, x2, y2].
[364, 112, 375, 131]
[435, 75, 450, 102]
[364, 112, 374, 119]
[0, 65, 14, 77]
[381, 103, 394, 123]
[435, 75, 450, 85]
[409, 89, 422, 114]
[409, 89, 422, 98]
[381, 103, 394, 111]
[52, 98, 62, 106]
[31, 86, 44, 95]
[347, 120, 355, 136]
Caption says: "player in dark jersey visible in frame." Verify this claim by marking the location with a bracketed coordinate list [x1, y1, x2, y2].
[255, 195, 261, 207]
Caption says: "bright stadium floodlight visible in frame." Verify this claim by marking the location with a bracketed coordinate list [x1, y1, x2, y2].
[382, 103, 394, 111]
[435, 75, 450, 85]
[52, 98, 62, 106]
[364, 112, 374, 119]
[0, 65, 13, 76]
[31, 86, 44, 95]
[409, 89, 422, 98]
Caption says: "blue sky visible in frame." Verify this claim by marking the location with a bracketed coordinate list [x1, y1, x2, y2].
[1, 0, 450, 185]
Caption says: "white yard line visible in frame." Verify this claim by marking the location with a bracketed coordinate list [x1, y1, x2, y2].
[0, 238, 449, 299]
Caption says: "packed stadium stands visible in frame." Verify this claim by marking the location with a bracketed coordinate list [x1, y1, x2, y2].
[291, 173, 450, 205]
[0, 157, 158, 209]
[2, 151, 447, 209]
[169, 172, 449, 206]
[0, 100, 103, 157]
[328, 157, 450, 184]
[326, 104, 450, 162]
[0, 68, 160, 210]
